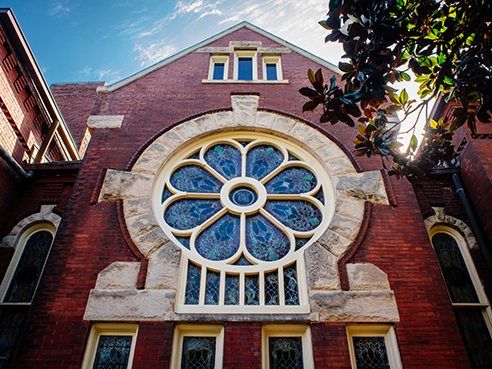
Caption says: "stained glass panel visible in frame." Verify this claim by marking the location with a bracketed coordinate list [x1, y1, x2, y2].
[170, 165, 222, 193]
[265, 167, 317, 194]
[92, 336, 132, 369]
[313, 188, 324, 205]
[284, 265, 300, 305]
[264, 200, 322, 232]
[295, 238, 310, 251]
[233, 255, 252, 266]
[454, 309, 492, 368]
[4, 231, 53, 303]
[196, 214, 240, 261]
[269, 337, 304, 369]
[187, 151, 200, 160]
[162, 186, 173, 203]
[236, 140, 251, 147]
[176, 236, 191, 250]
[288, 152, 300, 161]
[205, 270, 220, 305]
[432, 233, 479, 303]
[225, 275, 240, 305]
[164, 199, 222, 230]
[0, 306, 28, 366]
[245, 214, 290, 262]
[353, 337, 390, 369]
[181, 337, 216, 369]
[264, 271, 279, 305]
[246, 145, 284, 180]
[204, 144, 241, 180]
[185, 263, 201, 305]
[245, 275, 259, 305]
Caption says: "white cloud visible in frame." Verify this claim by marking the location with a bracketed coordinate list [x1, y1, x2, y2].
[49, 0, 71, 17]
[134, 42, 178, 67]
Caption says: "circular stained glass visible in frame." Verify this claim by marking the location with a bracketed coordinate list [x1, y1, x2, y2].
[155, 132, 334, 268]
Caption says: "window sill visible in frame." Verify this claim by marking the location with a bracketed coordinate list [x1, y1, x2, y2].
[202, 79, 289, 84]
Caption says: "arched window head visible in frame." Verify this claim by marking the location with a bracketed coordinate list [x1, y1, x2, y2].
[153, 132, 335, 313]
[0, 223, 56, 304]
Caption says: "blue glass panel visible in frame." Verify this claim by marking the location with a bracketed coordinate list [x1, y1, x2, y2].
[181, 337, 216, 369]
[238, 57, 253, 80]
[246, 145, 284, 180]
[432, 233, 480, 303]
[353, 337, 390, 369]
[284, 264, 300, 305]
[266, 63, 277, 80]
[269, 337, 304, 369]
[162, 186, 173, 203]
[265, 167, 317, 194]
[295, 237, 310, 251]
[288, 152, 300, 161]
[164, 199, 222, 230]
[4, 231, 53, 303]
[225, 274, 240, 305]
[212, 63, 225, 80]
[246, 214, 290, 262]
[234, 255, 252, 266]
[264, 200, 322, 232]
[236, 140, 251, 147]
[185, 263, 201, 305]
[93, 336, 132, 369]
[204, 144, 241, 180]
[196, 213, 240, 261]
[314, 188, 324, 205]
[265, 271, 279, 305]
[175, 236, 190, 250]
[187, 151, 200, 160]
[245, 275, 259, 305]
[205, 270, 220, 305]
[230, 187, 258, 206]
[170, 165, 222, 193]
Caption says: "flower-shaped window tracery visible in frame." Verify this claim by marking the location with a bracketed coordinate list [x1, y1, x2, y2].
[155, 132, 334, 312]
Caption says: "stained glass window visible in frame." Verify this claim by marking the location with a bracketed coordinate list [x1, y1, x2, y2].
[157, 133, 333, 311]
[4, 231, 53, 303]
[269, 337, 304, 369]
[92, 336, 133, 369]
[353, 337, 390, 369]
[181, 337, 216, 369]
[205, 271, 220, 305]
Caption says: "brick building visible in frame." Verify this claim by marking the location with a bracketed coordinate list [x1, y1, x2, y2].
[0, 8, 491, 369]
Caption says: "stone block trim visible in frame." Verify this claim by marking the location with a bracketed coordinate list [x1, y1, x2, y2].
[425, 207, 478, 249]
[87, 115, 125, 129]
[89, 94, 395, 323]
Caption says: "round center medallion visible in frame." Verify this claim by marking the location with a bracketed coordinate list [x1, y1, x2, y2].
[230, 187, 258, 206]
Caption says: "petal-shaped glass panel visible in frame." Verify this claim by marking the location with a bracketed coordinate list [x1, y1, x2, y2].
[246, 145, 284, 180]
[164, 199, 222, 230]
[205, 144, 242, 180]
[195, 213, 240, 261]
[265, 167, 317, 194]
[170, 165, 222, 193]
[246, 214, 290, 261]
[264, 200, 322, 232]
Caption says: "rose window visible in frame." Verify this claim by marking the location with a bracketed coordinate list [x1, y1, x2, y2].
[154, 132, 334, 313]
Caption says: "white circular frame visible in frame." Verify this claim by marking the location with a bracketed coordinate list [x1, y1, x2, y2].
[153, 131, 335, 273]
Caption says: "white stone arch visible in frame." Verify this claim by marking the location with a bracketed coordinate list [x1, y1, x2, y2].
[0, 205, 61, 303]
[88, 95, 399, 322]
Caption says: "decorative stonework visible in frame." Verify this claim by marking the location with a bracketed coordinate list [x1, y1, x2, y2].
[87, 95, 399, 322]
[0, 205, 61, 249]
[425, 207, 478, 249]
[87, 115, 125, 129]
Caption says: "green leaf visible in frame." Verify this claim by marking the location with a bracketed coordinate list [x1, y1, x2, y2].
[339, 62, 354, 73]
[308, 69, 316, 84]
[315, 69, 324, 84]
[357, 125, 366, 135]
[410, 135, 418, 150]
[302, 101, 319, 113]
[400, 89, 409, 105]
[401, 72, 411, 81]
[299, 87, 318, 98]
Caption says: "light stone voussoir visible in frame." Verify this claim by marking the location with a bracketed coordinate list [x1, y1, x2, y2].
[290, 122, 316, 144]
[123, 198, 153, 219]
[327, 214, 362, 242]
[231, 95, 259, 127]
[303, 132, 330, 152]
[336, 171, 389, 205]
[154, 130, 186, 153]
[172, 120, 203, 142]
[145, 242, 181, 290]
[193, 115, 219, 134]
[133, 227, 170, 257]
[346, 263, 391, 291]
[132, 156, 163, 176]
[334, 198, 365, 222]
[141, 141, 174, 163]
[213, 111, 234, 129]
[305, 243, 340, 291]
[125, 212, 160, 239]
[316, 229, 352, 258]
[255, 112, 276, 132]
[99, 170, 154, 202]
[271, 115, 297, 134]
[95, 262, 140, 290]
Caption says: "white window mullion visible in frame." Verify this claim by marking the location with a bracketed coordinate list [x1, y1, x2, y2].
[199, 265, 207, 305]
[278, 266, 285, 306]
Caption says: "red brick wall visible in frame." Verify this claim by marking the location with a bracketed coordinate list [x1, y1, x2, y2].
[8, 27, 474, 368]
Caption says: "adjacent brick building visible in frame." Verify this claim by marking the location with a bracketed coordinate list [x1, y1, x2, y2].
[0, 9, 491, 369]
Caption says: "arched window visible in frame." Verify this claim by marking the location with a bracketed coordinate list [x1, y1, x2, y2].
[430, 227, 492, 368]
[153, 132, 334, 313]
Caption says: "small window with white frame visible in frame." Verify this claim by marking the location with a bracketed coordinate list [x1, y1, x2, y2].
[234, 50, 257, 80]
[170, 324, 224, 369]
[262, 55, 282, 81]
[208, 55, 229, 80]
[0, 223, 56, 304]
[346, 324, 403, 369]
[262, 324, 314, 369]
[81, 323, 138, 369]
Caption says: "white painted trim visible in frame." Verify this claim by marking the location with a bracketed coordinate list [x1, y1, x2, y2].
[261, 324, 314, 369]
[233, 49, 258, 80]
[170, 324, 224, 369]
[262, 55, 283, 81]
[96, 21, 340, 93]
[80, 323, 139, 369]
[207, 54, 229, 80]
[202, 79, 289, 84]
[346, 324, 403, 369]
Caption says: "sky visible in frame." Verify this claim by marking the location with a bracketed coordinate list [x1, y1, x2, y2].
[9, 0, 426, 144]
